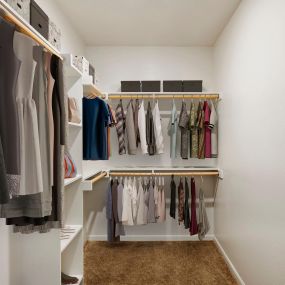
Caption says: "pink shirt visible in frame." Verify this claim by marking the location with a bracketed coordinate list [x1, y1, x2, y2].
[204, 101, 211, 158]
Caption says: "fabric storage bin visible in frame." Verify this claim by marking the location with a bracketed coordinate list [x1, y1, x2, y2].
[6, 0, 30, 23]
[48, 20, 61, 51]
[183, 80, 203, 92]
[121, 81, 141, 92]
[73, 56, 89, 75]
[30, 0, 48, 39]
[163, 81, 183, 92]
[141, 81, 161, 92]
[89, 64, 95, 84]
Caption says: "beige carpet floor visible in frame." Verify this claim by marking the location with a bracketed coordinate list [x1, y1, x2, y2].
[84, 241, 237, 285]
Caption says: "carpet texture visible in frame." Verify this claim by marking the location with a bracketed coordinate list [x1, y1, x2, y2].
[84, 241, 237, 285]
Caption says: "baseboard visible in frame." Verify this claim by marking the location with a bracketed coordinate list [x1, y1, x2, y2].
[214, 237, 245, 285]
[88, 234, 215, 241]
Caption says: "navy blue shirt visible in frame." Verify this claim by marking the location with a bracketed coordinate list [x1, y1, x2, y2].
[83, 97, 110, 160]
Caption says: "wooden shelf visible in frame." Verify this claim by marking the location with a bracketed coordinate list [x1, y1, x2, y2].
[0, 0, 62, 59]
[83, 83, 103, 97]
[68, 122, 82, 128]
[60, 225, 83, 253]
[64, 174, 82, 187]
[63, 54, 83, 77]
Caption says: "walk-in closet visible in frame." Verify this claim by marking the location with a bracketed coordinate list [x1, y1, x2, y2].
[0, 0, 284, 285]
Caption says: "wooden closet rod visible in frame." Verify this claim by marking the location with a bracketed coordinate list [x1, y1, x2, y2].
[0, 0, 63, 60]
[109, 171, 219, 177]
[89, 171, 108, 184]
[107, 94, 219, 100]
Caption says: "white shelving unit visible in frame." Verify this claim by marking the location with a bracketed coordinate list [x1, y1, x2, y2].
[61, 225, 83, 252]
[64, 174, 83, 187]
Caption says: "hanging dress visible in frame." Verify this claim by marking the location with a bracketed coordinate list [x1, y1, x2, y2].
[115, 99, 126, 155]
[136, 177, 146, 225]
[169, 175, 176, 219]
[125, 100, 137, 155]
[0, 19, 21, 197]
[178, 101, 189, 159]
[204, 101, 212, 158]
[189, 102, 198, 158]
[152, 101, 164, 154]
[198, 188, 210, 241]
[184, 178, 190, 229]
[197, 101, 205, 159]
[138, 100, 148, 154]
[168, 101, 178, 159]
[157, 177, 166, 223]
[122, 177, 134, 226]
[13, 32, 43, 195]
[178, 178, 184, 224]
[190, 177, 198, 235]
[130, 177, 138, 221]
[146, 101, 156, 155]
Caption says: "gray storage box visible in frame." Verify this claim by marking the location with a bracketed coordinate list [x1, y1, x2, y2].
[183, 80, 203, 92]
[6, 0, 30, 23]
[48, 20, 61, 51]
[121, 81, 141, 92]
[30, 0, 48, 39]
[141, 81, 161, 92]
[163, 81, 183, 92]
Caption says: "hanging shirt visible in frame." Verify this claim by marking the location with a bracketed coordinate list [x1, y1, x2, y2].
[143, 179, 150, 224]
[134, 99, 140, 147]
[117, 179, 124, 222]
[146, 101, 156, 155]
[138, 100, 148, 154]
[184, 178, 190, 229]
[197, 101, 205, 159]
[178, 101, 189, 159]
[198, 188, 210, 241]
[204, 101, 211, 158]
[190, 177, 198, 235]
[209, 100, 218, 158]
[189, 102, 198, 158]
[83, 97, 110, 160]
[157, 177, 166, 223]
[147, 179, 156, 223]
[178, 178, 184, 224]
[131, 177, 138, 221]
[136, 177, 146, 225]
[125, 100, 137, 155]
[167, 101, 178, 159]
[122, 178, 134, 226]
[170, 176, 176, 219]
[152, 101, 164, 154]
[115, 99, 126, 155]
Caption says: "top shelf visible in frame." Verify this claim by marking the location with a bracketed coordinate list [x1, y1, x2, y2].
[0, 0, 62, 59]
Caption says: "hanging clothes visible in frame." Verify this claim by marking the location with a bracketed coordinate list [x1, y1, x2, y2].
[115, 99, 126, 155]
[117, 178, 124, 222]
[197, 101, 205, 159]
[190, 177, 198, 235]
[157, 177, 166, 223]
[83, 97, 110, 160]
[198, 188, 210, 241]
[143, 178, 149, 224]
[147, 179, 156, 223]
[184, 178, 190, 229]
[170, 175, 176, 219]
[106, 180, 114, 242]
[138, 100, 148, 154]
[153, 178, 159, 219]
[122, 177, 134, 226]
[134, 99, 140, 147]
[204, 101, 212, 158]
[136, 177, 146, 225]
[146, 101, 156, 155]
[152, 101, 164, 154]
[178, 178, 184, 224]
[125, 100, 137, 155]
[0, 137, 9, 204]
[168, 101, 178, 159]
[0, 18, 21, 198]
[189, 102, 198, 158]
[178, 101, 189, 159]
[130, 177, 138, 221]
[209, 100, 218, 158]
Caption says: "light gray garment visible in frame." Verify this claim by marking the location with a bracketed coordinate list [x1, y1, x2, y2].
[167, 101, 178, 159]
[143, 181, 149, 224]
[198, 188, 210, 241]
[147, 181, 156, 223]
[125, 100, 137, 155]
[138, 100, 148, 154]
[209, 100, 218, 158]
[136, 178, 146, 225]
[117, 181, 124, 222]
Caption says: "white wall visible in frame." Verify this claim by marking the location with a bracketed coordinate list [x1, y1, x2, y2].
[214, 1, 285, 284]
[83, 46, 218, 240]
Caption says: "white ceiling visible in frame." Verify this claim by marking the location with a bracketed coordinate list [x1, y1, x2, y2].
[55, 0, 240, 46]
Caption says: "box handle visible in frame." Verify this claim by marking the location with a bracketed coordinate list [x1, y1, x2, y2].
[17, 3, 22, 9]
[38, 23, 42, 29]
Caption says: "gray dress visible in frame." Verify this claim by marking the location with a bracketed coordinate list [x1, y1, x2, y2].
[125, 100, 137, 155]
[0, 18, 21, 198]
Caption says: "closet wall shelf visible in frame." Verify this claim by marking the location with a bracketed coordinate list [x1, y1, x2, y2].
[68, 122, 82, 128]
[62, 54, 83, 77]
[60, 225, 83, 253]
[0, 0, 62, 59]
[81, 171, 108, 191]
[83, 83, 104, 98]
[64, 174, 83, 187]
[106, 92, 220, 100]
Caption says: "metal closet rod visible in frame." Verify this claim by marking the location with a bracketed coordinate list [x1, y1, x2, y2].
[0, 2, 62, 60]
[106, 93, 219, 100]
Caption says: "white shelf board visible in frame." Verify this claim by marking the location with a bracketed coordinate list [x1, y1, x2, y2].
[63, 54, 83, 77]
[60, 225, 83, 253]
[64, 174, 82, 187]
[109, 167, 220, 171]
[68, 122, 82, 128]
[107, 91, 219, 95]
[74, 275, 83, 285]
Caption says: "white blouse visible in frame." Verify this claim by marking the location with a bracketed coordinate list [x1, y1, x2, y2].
[138, 100, 148, 154]
[152, 101, 164, 154]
